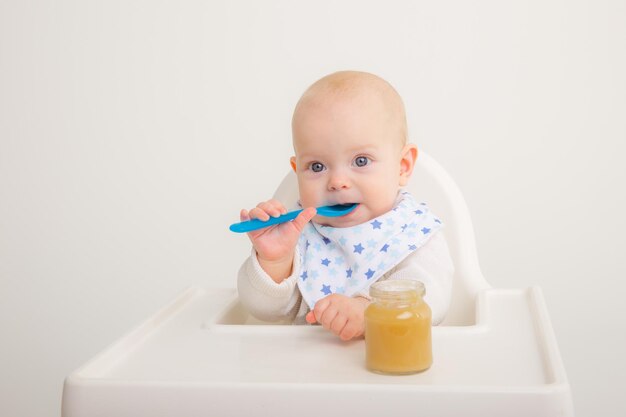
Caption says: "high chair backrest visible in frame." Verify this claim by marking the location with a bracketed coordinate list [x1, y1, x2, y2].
[272, 151, 490, 326]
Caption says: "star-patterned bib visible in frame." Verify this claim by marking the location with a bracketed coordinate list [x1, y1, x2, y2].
[296, 191, 443, 309]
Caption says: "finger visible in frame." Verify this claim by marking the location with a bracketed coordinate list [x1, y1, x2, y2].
[312, 297, 330, 323]
[305, 311, 317, 324]
[319, 305, 339, 330]
[248, 207, 270, 221]
[266, 199, 288, 215]
[240, 209, 250, 222]
[257, 201, 282, 218]
[340, 322, 360, 341]
[292, 207, 317, 232]
[330, 314, 348, 336]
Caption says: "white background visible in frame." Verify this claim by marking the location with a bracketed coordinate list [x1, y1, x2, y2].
[1, 1, 624, 416]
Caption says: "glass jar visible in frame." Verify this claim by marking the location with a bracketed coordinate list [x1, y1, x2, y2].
[364, 279, 432, 375]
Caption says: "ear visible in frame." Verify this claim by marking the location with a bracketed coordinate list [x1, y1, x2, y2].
[290, 156, 297, 172]
[399, 144, 418, 186]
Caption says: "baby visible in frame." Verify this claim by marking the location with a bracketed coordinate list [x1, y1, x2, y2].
[237, 71, 454, 340]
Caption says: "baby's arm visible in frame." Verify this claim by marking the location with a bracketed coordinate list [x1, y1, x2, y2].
[236, 199, 316, 322]
[237, 246, 304, 322]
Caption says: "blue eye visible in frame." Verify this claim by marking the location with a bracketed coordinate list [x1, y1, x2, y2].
[354, 156, 370, 167]
[311, 162, 325, 172]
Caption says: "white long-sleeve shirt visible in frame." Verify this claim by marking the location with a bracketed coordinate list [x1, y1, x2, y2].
[237, 231, 454, 325]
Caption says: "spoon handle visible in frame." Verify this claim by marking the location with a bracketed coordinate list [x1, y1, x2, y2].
[229, 209, 303, 233]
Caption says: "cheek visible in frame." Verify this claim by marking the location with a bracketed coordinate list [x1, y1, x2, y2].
[361, 176, 399, 208]
[298, 179, 324, 206]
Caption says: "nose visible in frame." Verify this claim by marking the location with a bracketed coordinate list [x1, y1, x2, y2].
[327, 171, 351, 191]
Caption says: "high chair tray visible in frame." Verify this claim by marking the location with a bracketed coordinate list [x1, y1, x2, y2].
[62, 286, 573, 417]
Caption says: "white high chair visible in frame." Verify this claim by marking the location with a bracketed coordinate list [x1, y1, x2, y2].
[62, 151, 574, 417]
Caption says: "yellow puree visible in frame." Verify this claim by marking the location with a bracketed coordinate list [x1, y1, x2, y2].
[364, 299, 432, 374]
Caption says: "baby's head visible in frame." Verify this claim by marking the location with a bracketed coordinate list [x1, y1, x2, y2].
[290, 71, 418, 227]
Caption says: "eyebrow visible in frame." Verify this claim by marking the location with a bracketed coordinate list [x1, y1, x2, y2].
[347, 145, 379, 154]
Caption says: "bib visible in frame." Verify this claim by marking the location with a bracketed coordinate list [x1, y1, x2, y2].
[296, 191, 443, 308]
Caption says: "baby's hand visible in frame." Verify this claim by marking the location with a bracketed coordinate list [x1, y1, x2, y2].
[240, 199, 316, 280]
[305, 294, 370, 341]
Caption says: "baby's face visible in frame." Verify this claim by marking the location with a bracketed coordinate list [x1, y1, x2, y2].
[291, 94, 408, 228]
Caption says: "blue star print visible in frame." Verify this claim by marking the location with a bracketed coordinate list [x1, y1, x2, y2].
[353, 243, 364, 254]
[296, 193, 443, 308]
[371, 220, 382, 229]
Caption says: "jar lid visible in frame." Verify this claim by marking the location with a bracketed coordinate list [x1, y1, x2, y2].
[369, 279, 425, 299]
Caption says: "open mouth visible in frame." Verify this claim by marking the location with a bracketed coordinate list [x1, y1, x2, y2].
[318, 203, 358, 217]
[339, 203, 358, 216]
[315, 204, 359, 226]
[334, 203, 359, 218]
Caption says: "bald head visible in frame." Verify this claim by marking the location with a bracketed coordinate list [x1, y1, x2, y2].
[292, 71, 408, 149]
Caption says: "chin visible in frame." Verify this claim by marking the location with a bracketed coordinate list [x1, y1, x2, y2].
[321, 211, 369, 229]
[325, 219, 357, 228]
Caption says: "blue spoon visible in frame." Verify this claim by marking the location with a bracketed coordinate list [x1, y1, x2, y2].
[229, 203, 358, 233]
